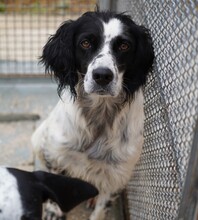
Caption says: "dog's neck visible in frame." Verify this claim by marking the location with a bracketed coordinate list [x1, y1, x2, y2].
[76, 92, 128, 151]
[75, 84, 129, 130]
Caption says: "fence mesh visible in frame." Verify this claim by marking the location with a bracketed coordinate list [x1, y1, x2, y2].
[115, 0, 198, 219]
[0, 0, 96, 75]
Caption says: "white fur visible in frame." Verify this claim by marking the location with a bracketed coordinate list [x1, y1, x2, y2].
[32, 89, 144, 220]
[0, 167, 23, 220]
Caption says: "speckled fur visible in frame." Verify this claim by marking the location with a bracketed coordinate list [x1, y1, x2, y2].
[32, 89, 144, 219]
[32, 11, 154, 220]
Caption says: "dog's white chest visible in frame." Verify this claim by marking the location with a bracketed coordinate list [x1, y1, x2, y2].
[32, 90, 144, 192]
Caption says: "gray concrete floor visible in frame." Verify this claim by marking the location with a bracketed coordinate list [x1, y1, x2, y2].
[0, 77, 123, 220]
[0, 77, 57, 169]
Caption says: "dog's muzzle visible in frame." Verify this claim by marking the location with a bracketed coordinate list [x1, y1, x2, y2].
[84, 56, 121, 96]
[92, 68, 113, 86]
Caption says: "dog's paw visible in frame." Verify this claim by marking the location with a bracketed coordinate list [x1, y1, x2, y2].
[44, 211, 66, 220]
[43, 200, 66, 220]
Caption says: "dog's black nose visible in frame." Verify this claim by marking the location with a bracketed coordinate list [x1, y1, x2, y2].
[93, 68, 113, 86]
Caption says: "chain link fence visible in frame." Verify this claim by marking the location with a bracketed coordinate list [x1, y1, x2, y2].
[0, 0, 96, 75]
[112, 0, 198, 219]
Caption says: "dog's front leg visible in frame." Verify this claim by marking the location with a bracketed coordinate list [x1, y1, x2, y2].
[89, 193, 117, 220]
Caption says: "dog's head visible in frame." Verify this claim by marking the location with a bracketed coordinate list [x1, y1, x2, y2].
[0, 167, 98, 219]
[41, 11, 154, 100]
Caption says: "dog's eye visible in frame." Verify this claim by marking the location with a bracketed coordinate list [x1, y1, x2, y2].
[119, 42, 130, 51]
[80, 40, 91, 49]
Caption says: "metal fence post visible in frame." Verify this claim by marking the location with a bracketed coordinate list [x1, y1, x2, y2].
[98, 0, 118, 11]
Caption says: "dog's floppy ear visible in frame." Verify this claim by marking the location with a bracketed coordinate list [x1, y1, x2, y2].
[133, 25, 154, 84]
[135, 26, 154, 77]
[40, 21, 78, 97]
[117, 14, 154, 95]
[34, 171, 98, 213]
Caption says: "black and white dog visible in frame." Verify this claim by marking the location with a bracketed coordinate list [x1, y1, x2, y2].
[0, 167, 98, 220]
[32, 10, 154, 220]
